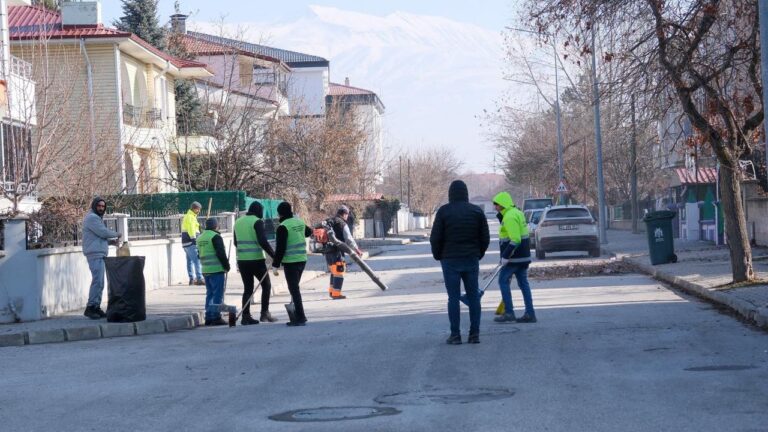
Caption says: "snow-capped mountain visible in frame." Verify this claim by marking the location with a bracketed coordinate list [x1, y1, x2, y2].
[193, 5, 510, 172]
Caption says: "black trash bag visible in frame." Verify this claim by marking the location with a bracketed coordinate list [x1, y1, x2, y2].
[105, 256, 146, 323]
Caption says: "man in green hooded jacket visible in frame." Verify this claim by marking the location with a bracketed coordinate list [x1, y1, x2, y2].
[492, 191, 536, 323]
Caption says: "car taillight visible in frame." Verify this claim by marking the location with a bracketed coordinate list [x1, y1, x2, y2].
[539, 220, 556, 227]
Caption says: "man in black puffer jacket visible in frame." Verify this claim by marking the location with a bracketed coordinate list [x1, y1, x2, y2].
[430, 180, 490, 345]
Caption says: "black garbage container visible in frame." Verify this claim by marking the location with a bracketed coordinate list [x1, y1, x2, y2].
[105, 256, 146, 322]
[642, 211, 677, 265]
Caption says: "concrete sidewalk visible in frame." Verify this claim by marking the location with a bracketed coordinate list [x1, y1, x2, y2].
[0, 249, 381, 348]
[603, 229, 768, 329]
[357, 228, 431, 248]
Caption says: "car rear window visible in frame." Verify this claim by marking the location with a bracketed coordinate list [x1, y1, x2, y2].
[531, 211, 543, 223]
[546, 208, 591, 219]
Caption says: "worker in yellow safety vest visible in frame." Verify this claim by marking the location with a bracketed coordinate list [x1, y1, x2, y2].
[181, 201, 204, 285]
[234, 201, 277, 325]
[492, 191, 536, 324]
[197, 218, 231, 326]
[271, 202, 312, 326]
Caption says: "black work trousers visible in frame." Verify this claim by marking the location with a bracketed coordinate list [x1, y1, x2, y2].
[237, 259, 272, 317]
[283, 261, 307, 322]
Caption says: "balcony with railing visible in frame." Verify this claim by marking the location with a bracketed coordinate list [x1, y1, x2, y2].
[10, 56, 32, 79]
[123, 104, 165, 129]
[5, 56, 36, 125]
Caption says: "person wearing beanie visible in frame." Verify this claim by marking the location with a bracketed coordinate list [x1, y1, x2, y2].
[233, 201, 277, 325]
[430, 180, 490, 344]
[82, 197, 121, 319]
[181, 201, 204, 286]
[272, 202, 312, 326]
[323, 205, 363, 300]
[197, 218, 231, 326]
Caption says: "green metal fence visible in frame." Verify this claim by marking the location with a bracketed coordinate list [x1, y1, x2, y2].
[107, 191, 247, 216]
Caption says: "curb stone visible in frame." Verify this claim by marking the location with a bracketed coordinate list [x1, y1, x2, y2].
[164, 316, 194, 332]
[0, 312, 203, 348]
[100, 323, 136, 338]
[609, 250, 768, 330]
[27, 329, 66, 345]
[0, 333, 26, 347]
[135, 319, 168, 335]
[64, 326, 102, 342]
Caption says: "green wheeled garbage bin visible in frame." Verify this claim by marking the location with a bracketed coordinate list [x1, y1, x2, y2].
[642, 211, 677, 265]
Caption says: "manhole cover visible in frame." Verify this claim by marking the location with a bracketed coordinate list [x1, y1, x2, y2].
[269, 406, 400, 422]
[375, 387, 514, 406]
[684, 365, 757, 372]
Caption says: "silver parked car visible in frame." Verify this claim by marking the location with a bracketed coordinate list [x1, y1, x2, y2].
[535, 205, 599, 259]
[524, 209, 544, 249]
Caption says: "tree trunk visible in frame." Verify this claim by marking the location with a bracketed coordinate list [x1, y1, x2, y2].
[630, 94, 639, 234]
[719, 162, 754, 282]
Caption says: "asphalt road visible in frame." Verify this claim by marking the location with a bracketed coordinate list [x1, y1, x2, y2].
[1, 228, 767, 431]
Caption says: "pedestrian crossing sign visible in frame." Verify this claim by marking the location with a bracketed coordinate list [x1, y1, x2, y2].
[556, 181, 568, 193]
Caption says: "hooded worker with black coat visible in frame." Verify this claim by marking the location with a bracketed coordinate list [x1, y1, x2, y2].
[234, 201, 277, 325]
[429, 180, 490, 344]
[272, 202, 312, 326]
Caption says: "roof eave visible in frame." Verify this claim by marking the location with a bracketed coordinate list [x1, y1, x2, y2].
[176, 66, 213, 79]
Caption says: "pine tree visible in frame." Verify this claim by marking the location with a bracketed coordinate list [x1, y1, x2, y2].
[113, 0, 166, 50]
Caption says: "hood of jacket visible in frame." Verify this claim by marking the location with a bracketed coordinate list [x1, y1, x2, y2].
[90, 196, 105, 218]
[247, 201, 264, 218]
[492, 192, 515, 213]
[277, 201, 293, 222]
[448, 180, 469, 203]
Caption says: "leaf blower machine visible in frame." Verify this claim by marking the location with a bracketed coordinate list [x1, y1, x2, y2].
[313, 221, 389, 291]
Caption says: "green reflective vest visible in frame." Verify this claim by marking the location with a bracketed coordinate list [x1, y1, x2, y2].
[234, 215, 264, 261]
[197, 230, 225, 274]
[281, 217, 307, 263]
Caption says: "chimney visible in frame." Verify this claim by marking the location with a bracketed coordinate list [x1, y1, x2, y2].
[61, 1, 102, 27]
[344, 77, 350, 86]
[170, 14, 188, 34]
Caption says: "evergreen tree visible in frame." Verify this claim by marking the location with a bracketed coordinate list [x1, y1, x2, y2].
[113, 0, 166, 50]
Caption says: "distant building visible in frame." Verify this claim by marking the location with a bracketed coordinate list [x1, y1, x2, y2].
[327, 79, 385, 193]
[178, 26, 330, 116]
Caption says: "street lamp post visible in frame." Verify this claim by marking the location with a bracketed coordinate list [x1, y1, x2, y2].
[591, 27, 608, 244]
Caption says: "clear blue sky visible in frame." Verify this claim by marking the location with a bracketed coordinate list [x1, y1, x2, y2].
[103, 1, 516, 32]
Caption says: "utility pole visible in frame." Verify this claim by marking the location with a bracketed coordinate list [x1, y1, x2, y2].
[554, 39, 565, 205]
[630, 94, 639, 234]
[399, 156, 403, 203]
[591, 26, 608, 244]
[759, 0, 768, 188]
[407, 158, 411, 209]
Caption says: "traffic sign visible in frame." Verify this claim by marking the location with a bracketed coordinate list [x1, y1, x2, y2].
[555, 181, 569, 193]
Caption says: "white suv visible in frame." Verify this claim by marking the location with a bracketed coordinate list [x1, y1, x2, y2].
[535, 205, 599, 259]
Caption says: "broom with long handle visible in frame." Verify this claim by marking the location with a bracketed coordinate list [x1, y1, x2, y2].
[459, 263, 502, 306]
